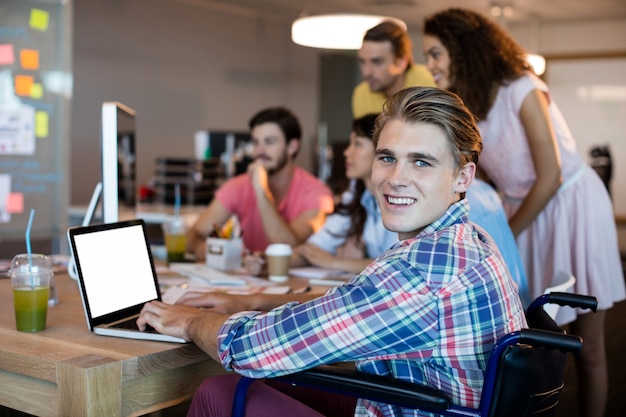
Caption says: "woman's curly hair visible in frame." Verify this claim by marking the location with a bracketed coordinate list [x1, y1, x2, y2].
[424, 8, 532, 120]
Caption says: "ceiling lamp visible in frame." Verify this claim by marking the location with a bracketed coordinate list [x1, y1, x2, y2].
[291, 14, 407, 50]
[526, 53, 546, 76]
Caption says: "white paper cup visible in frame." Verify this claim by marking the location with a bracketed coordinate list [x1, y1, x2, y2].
[265, 244, 292, 282]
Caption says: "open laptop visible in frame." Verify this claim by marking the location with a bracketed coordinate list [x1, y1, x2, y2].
[67, 219, 186, 343]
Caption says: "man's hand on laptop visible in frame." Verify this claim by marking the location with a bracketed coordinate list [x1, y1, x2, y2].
[137, 301, 229, 357]
[137, 301, 199, 341]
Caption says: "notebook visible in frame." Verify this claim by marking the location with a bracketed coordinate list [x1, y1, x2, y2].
[67, 219, 186, 343]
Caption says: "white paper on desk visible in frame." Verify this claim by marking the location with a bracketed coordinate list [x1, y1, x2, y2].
[161, 280, 290, 304]
[289, 267, 352, 279]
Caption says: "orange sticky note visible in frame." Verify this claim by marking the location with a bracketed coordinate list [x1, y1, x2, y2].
[14, 75, 34, 96]
[6, 193, 24, 214]
[20, 49, 39, 70]
[0, 44, 15, 66]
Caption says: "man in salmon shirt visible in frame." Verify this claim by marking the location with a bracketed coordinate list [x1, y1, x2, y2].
[187, 107, 334, 259]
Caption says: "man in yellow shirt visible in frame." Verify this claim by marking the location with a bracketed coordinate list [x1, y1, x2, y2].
[352, 21, 435, 118]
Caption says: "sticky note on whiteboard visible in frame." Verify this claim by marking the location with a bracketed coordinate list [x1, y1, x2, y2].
[6, 192, 24, 214]
[30, 9, 50, 31]
[0, 44, 15, 66]
[20, 49, 40, 70]
[35, 111, 48, 138]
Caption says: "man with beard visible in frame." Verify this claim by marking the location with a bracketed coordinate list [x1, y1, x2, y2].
[187, 107, 334, 259]
[352, 20, 435, 118]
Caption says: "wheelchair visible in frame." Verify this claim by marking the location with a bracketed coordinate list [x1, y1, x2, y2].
[231, 292, 597, 417]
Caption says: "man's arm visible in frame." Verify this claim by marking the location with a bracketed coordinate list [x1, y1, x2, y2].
[176, 291, 321, 313]
[187, 199, 231, 260]
[258, 206, 327, 247]
[249, 162, 327, 246]
[137, 292, 321, 362]
[295, 242, 371, 274]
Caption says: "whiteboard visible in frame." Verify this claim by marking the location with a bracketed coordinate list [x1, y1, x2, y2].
[0, 2, 71, 250]
[548, 58, 626, 218]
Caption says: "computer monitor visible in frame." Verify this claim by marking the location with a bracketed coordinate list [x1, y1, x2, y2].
[101, 102, 136, 224]
[68, 181, 102, 280]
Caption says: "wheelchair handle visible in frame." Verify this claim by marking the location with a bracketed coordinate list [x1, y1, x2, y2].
[527, 292, 598, 315]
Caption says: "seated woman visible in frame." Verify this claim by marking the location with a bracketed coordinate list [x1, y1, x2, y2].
[291, 113, 398, 274]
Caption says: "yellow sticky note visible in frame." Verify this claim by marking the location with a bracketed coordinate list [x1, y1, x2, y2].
[35, 111, 49, 138]
[14, 75, 34, 96]
[20, 49, 39, 70]
[30, 9, 49, 31]
[0, 44, 15, 66]
[30, 83, 43, 99]
[6, 193, 24, 214]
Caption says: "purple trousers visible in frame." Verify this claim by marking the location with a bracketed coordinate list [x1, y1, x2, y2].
[186, 374, 357, 417]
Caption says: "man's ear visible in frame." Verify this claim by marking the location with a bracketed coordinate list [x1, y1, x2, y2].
[454, 162, 476, 193]
[287, 138, 300, 158]
[395, 55, 409, 72]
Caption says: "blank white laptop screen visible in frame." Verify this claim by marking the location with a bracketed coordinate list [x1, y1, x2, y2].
[73, 223, 157, 318]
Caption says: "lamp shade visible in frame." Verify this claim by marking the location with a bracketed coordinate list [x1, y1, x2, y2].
[292, 14, 406, 50]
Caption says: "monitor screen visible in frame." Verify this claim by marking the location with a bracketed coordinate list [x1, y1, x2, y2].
[101, 102, 136, 224]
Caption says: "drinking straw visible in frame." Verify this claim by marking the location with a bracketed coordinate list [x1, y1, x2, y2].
[174, 183, 181, 217]
[25, 208, 35, 255]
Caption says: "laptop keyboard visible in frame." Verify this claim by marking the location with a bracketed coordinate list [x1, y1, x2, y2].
[114, 317, 141, 329]
[112, 317, 156, 332]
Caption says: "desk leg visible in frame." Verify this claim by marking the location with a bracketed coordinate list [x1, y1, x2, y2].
[58, 354, 121, 416]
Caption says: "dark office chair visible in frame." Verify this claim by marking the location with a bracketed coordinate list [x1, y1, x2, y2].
[231, 292, 597, 417]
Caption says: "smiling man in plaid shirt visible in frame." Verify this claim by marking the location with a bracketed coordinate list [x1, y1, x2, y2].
[138, 87, 526, 417]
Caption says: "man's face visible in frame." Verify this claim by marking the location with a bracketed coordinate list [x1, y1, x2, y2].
[358, 40, 406, 93]
[372, 119, 473, 241]
[250, 122, 292, 174]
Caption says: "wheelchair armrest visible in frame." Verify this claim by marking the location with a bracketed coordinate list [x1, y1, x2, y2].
[527, 292, 598, 315]
[276, 365, 451, 411]
[515, 329, 582, 354]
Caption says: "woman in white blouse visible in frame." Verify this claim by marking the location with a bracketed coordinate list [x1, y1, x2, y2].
[292, 114, 398, 274]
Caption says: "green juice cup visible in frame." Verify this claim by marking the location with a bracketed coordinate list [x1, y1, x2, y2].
[9, 254, 53, 332]
[162, 217, 187, 263]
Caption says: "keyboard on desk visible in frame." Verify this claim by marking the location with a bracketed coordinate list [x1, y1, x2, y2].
[109, 316, 156, 333]
[168, 263, 246, 286]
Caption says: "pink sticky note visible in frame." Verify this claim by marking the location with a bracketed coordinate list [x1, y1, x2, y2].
[6, 193, 24, 214]
[0, 44, 15, 66]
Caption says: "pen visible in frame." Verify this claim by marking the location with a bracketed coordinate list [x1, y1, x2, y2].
[292, 286, 311, 295]
[309, 278, 348, 287]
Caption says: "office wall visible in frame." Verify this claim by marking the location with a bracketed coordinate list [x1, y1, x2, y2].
[71, 0, 626, 209]
[71, 0, 320, 205]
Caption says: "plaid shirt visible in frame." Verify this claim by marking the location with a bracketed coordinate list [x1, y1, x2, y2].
[218, 200, 527, 416]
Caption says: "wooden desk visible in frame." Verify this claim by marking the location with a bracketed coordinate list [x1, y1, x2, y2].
[0, 273, 224, 417]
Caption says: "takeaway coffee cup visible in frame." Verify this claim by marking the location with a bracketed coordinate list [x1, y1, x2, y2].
[265, 244, 292, 282]
[8, 253, 53, 332]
